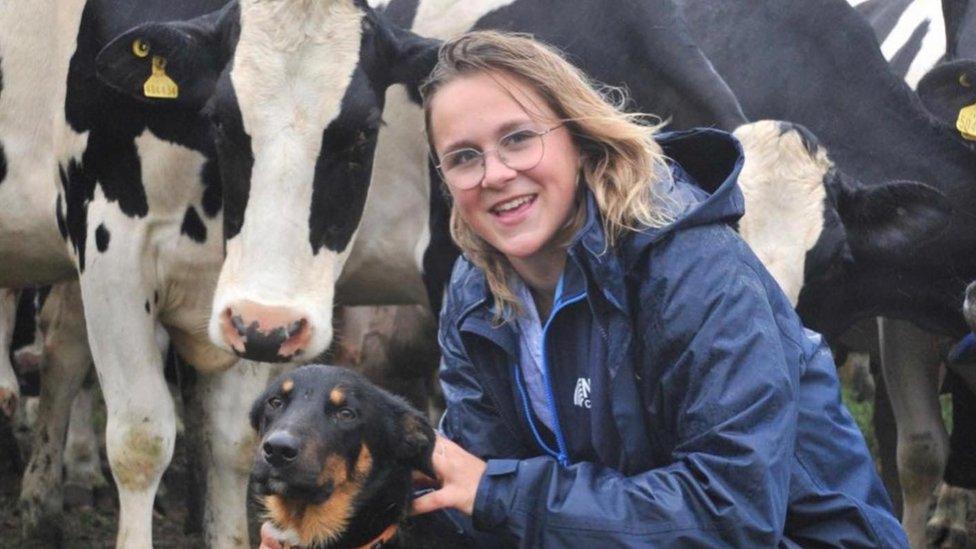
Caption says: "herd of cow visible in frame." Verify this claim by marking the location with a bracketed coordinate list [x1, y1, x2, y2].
[1, 0, 976, 547]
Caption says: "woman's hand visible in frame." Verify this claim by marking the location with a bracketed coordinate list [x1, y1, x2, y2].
[411, 435, 487, 516]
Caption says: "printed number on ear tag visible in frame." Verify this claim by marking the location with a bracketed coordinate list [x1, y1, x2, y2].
[143, 55, 178, 99]
[956, 103, 976, 141]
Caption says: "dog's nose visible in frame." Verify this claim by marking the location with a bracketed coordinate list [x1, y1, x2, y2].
[262, 432, 301, 467]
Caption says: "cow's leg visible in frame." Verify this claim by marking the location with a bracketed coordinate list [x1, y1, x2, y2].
[872, 364, 903, 516]
[78, 242, 175, 548]
[927, 370, 976, 548]
[879, 317, 948, 548]
[0, 288, 21, 417]
[190, 360, 276, 548]
[19, 282, 91, 542]
[63, 371, 107, 508]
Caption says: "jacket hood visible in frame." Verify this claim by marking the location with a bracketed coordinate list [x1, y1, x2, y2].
[620, 128, 745, 253]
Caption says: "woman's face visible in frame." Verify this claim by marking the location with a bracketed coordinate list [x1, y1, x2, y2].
[429, 71, 581, 265]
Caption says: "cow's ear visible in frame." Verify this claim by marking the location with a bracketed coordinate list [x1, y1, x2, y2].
[395, 407, 436, 478]
[917, 60, 976, 133]
[95, 4, 236, 111]
[366, 10, 440, 89]
[829, 174, 952, 262]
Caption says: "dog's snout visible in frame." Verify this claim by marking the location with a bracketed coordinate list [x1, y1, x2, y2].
[262, 431, 301, 467]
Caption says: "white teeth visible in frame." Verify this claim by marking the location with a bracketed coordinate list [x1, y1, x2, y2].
[493, 195, 533, 213]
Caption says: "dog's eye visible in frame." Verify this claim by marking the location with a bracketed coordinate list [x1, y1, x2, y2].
[336, 408, 357, 421]
[267, 396, 283, 409]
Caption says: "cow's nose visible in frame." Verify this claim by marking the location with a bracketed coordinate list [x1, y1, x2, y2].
[262, 431, 301, 468]
[219, 300, 312, 362]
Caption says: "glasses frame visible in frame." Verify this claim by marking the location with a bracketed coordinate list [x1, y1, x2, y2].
[434, 123, 565, 190]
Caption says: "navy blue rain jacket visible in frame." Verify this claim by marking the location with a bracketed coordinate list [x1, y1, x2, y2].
[436, 129, 908, 547]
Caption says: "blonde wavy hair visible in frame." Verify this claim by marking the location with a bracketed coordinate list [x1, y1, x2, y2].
[420, 31, 673, 321]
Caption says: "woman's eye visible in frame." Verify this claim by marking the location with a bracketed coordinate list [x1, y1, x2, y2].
[444, 149, 480, 169]
[501, 130, 535, 147]
[336, 407, 357, 421]
[267, 396, 283, 409]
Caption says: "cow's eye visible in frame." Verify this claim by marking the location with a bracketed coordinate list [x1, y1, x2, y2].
[336, 408, 357, 421]
[267, 396, 283, 409]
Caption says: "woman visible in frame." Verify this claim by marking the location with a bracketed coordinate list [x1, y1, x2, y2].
[264, 31, 906, 547]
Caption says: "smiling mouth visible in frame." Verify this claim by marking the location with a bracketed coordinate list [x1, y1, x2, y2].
[490, 194, 536, 216]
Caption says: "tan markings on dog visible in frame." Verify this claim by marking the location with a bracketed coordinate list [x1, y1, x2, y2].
[282, 378, 294, 394]
[316, 453, 349, 488]
[264, 443, 374, 547]
[329, 387, 345, 406]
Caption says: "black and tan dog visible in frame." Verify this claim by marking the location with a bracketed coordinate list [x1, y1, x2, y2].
[250, 364, 438, 548]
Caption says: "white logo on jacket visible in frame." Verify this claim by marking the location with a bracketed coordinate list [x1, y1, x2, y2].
[573, 377, 592, 409]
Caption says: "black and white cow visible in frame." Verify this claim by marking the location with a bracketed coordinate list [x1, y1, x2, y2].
[0, 1, 281, 546]
[669, 1, 976, 546]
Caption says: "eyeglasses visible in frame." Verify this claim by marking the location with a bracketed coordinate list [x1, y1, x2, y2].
[435, 124, 564, 190]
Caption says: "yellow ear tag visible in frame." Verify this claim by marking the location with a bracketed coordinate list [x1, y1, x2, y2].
[956, 103, 976, 141]
[143, 55, 179, 100]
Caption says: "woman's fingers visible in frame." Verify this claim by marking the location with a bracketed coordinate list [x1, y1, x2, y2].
[411, 488, 448, 516]
[411, 469, 439, 489]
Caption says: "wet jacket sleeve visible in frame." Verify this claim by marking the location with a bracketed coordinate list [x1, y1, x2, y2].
[466, 230, 801, 547]
[438, 307, 529, 461]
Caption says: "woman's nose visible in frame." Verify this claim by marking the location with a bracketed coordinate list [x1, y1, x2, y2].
[480, 150, 518, 189]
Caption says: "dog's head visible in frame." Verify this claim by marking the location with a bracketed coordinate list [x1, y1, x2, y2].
[250, 364, 436, 548]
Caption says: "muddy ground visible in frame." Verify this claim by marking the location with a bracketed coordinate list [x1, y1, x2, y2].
[0, 421, 263, 548]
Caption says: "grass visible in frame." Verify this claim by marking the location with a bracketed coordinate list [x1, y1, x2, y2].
[841, 379, 953, 463]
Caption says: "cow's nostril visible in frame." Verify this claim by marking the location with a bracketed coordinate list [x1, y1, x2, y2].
[219, 300, 312, 362]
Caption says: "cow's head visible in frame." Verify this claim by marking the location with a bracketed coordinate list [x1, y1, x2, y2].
[96, 1, 439, 362]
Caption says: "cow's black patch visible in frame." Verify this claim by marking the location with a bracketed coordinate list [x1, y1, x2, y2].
[60, 160, 91, 272]
[0, 55, 5, 186]
[180, 205, 207, 243]
[144, 300, 150, 313]
[855, 0, 913, 45]
[95, 223, 110, 252]
[308, 67, 380, 254]
[0, 141, 7, 187]
[211, 76, 253, 242]
[777, 121, 820, 156]
[201, 159, 222, 218]
[889, 20, 928, 80]
[382, 0, 420, 28]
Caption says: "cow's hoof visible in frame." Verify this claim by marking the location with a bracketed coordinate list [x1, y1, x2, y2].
[925, 483, 975, 548]
[63, 482, 95, 509]
[18, 497, 64, 546]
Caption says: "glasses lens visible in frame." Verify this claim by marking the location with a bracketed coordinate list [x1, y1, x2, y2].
[441, 149, 484, 190]
[499, 130, 544, 171]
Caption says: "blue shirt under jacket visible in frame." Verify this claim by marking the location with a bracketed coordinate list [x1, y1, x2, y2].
[436, 128, 908, 548]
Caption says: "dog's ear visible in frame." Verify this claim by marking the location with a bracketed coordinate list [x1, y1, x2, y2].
[249, 387, 270, 433]
[395, 408, 436, 478]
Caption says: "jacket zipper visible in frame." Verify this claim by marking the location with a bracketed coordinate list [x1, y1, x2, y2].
[513, 273, 586, 467]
